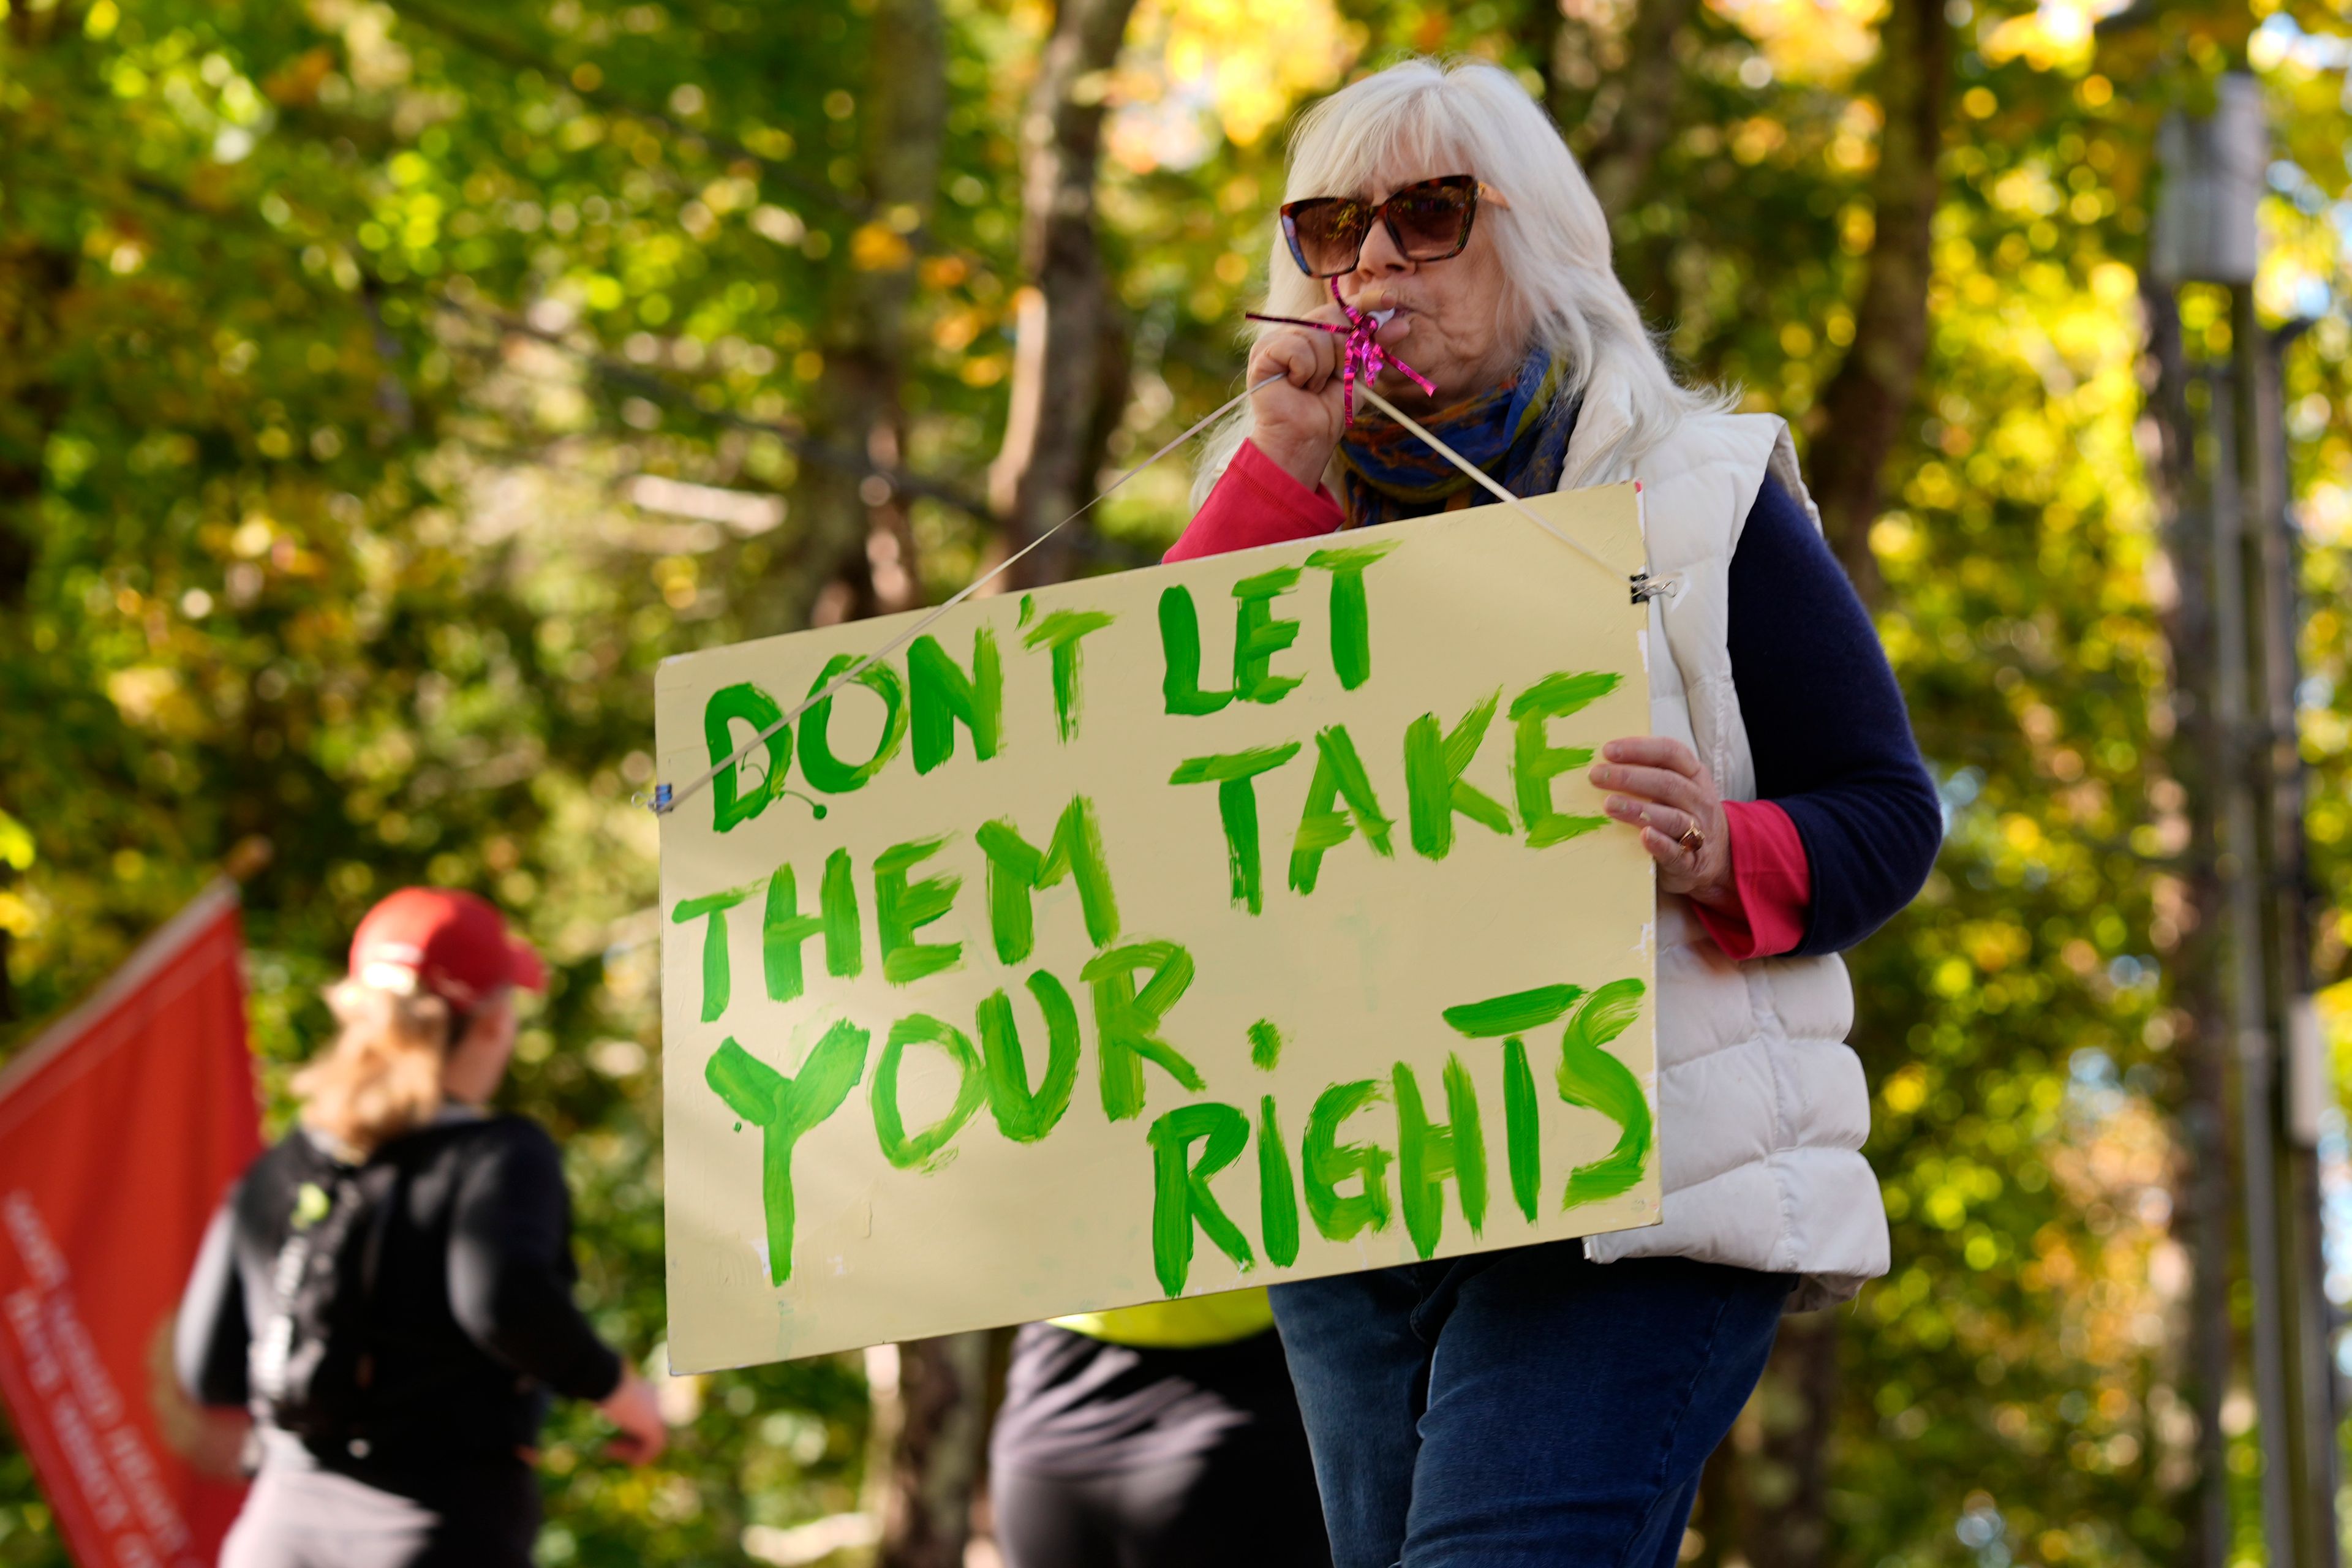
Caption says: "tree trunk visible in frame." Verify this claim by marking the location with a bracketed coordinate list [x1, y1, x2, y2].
[867, 1333, 997, 1568]
[1687, 10, 1956, 1559]
[0, 238, 69, 614]
[2138, 278, 2239, 1568]
[0, 231, 70, 1019]
[0, 0, 77, 611]
[1690, 1312, 1836, 1568]
[755, 0, 944, 636]
[1574, 0, 1702, 218]
[0, 0, 86, 1025]
[1755, 1314, 1838, 1568]
[1804, 0, 1951, 607]
[987, 0, 1142, 590]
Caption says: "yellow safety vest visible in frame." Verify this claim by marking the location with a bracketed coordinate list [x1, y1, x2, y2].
[1050, 1287, 1275, 1348]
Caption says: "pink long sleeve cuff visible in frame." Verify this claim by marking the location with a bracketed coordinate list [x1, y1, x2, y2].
[1691, 800, 1813, 960]
[1163, 439, 1343, 562]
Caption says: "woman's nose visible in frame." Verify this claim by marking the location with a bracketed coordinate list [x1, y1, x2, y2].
[1355, 219, 1414, 274]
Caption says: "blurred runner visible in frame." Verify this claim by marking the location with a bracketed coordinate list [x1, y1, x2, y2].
[175, 888, 665, 1568]
[990, 1292, 1330, 1568]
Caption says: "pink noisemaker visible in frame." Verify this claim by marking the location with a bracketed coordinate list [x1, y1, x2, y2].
[1246, 277, 1438, 427]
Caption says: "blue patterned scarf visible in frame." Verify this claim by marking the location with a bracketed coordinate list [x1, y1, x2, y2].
[1335, 349, 1577, 529]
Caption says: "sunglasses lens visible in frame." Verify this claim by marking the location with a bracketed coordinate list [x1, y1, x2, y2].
[1287, 199, 1369, 276]
[1389, 182, 1475, 260]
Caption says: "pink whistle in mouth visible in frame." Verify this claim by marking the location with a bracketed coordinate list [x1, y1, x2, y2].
[1246, 279, 1437, 426]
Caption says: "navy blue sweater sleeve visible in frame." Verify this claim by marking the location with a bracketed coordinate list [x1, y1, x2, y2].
[1727, 477, 1942, 955]
[447, 1120, 624, 1403]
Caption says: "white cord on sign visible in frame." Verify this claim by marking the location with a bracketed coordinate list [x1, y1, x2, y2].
[647, 373, 1287, 816]
[647, 369, 1662, 818]
[1351, 383, 1643, 592]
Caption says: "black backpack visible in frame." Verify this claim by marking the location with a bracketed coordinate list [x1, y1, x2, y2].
[249, 1138, 403, 1449]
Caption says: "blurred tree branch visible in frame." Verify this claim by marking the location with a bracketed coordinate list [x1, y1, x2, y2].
[0, 238, 71, 614]
[761, 0, 946, 635]
[1697, 1, 1953, 1556]
[0, 3, 78, 612]
[375, 0, 867, 222]
[435, 295, 988, 520]
[988, 0, 1145, 591]
[78, 158, 1004, 540]
[1804, 0, 1953, 608]
[1573, 0, 1703, 217]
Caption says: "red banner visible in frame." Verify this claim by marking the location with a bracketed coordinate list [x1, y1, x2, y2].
[0, 881, 263, 1567]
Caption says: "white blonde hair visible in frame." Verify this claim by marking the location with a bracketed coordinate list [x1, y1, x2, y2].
[1192, 57, 1728, 507]
[293, 979, 459, 1156]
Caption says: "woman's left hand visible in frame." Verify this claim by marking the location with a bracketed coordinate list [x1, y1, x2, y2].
[1589, 737, 1735, 908]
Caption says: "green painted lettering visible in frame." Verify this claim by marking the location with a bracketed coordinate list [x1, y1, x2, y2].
[1302, 1079, 1392, 1242]
[1080, 940, 1205, 1121]
[1507, 671, 1621, 847]
[1169, 744, 1301, 914]
[799, 653, 910, 794]
[1444, 984, 1584, 1224]
[907, 629, 1002, 775]
[974, 796, 1120, 965]
[978, 970, 1081, 1143]
[672, 888, 750, 1022]
[871, 1014, 987, 1172]
[762, 850, 863, 1002]
[1147, 1102, 1254, 1295]
[1441, 984, 1585, 1039]
[874, 835, 963, 986]
[1305, 542, 1396, 691]
[1231, 566, 1303, 704]
[1287, 724, 1394, 895]
[1248, 1019, 1283, 1072]
[1023, 606, 1117, 742]
[1556, 979, 1653, 1207]
[705, 1023, 870, 1284]
[1258, 1095, 1300, 1268]
[703, 682, 791, 833]
[1158, 587, 1234, 715]
[1404, 690, 1513, 860]
[1503, 1037, 1540, 1223]
[1392, 1057, 1487, 1259]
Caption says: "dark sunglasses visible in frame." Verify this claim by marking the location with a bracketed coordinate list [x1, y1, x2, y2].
[1279, 175, 1510, 279]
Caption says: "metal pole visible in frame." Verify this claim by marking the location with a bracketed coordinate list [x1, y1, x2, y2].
[2209, 356, 2301, 1562]
[2146, 280, 2241, 1568]
[2241, 298, 2340, 1568]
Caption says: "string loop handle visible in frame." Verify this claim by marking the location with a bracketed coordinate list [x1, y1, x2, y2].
[649, 367, 1660, 816]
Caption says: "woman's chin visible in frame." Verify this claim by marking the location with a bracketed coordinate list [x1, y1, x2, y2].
[1376, 368, 1450, 409]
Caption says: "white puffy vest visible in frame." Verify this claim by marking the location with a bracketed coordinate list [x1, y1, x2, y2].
[1560, 390, 1890, 1311]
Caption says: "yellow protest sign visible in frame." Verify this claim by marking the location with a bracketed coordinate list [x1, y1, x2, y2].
[657, 484, 1662, 1373]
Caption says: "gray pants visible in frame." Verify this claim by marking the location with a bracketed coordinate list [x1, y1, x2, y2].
[222, 1457, 538, 1568]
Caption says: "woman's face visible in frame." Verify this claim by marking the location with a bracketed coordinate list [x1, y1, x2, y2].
[1332, 170, 1523, 405]
[442, 988, 518, 1106]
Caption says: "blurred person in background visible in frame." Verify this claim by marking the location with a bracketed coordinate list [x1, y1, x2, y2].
[989, 1290, 1329, 1568]
[176, 887, 666, 1568]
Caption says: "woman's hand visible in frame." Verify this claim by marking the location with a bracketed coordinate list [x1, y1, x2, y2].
[596, 1363, 669, 1464]
[1589, 737, 1735, 908]
[1246, 309, 1352, 490]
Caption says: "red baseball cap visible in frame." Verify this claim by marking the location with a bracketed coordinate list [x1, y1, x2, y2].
[350, 888, 547, 1011]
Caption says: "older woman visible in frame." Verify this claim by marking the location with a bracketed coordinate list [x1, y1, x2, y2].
[1165, 59, 1941, 1567]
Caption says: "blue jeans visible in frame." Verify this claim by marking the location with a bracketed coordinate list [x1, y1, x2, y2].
[1269, 1242, 1791, 1568]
